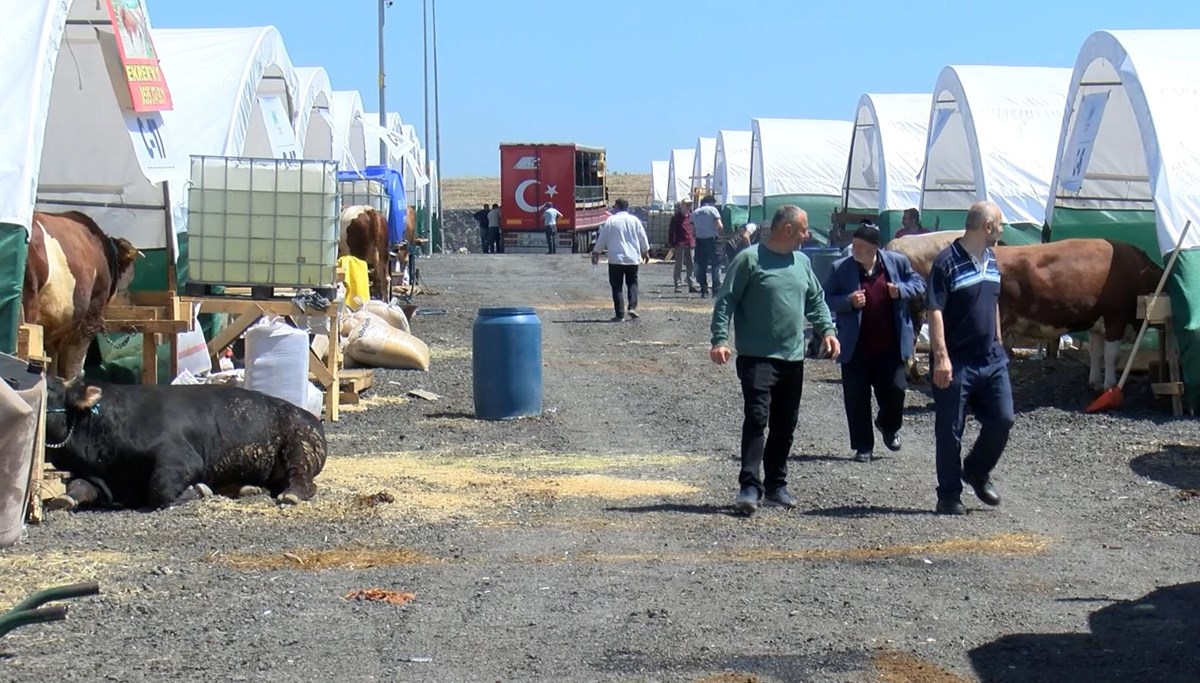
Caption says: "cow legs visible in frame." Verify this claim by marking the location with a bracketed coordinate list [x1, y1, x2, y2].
[56, 340, 89, 381]
[146, 458, 206, 509]
[274, 429, 325, 505]
[1104, 339, 1121, 389]
[1089, 336, 1105, 390]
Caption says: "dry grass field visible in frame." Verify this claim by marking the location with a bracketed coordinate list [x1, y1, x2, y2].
[441, 173, 650, 210]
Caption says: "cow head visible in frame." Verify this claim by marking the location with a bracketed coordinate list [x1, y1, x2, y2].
[111, 237, 142, 298]
[44, 375, 103, 460]
[46, 374, 103, 416]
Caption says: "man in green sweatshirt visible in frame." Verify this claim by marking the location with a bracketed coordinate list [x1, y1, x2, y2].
[710, 205, 840, 515]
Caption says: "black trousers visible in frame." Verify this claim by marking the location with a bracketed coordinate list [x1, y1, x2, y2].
[607, 264, 639, 317]
[736, 356, 804, 493]
[546, 228, 558, 254]
[840, 346, 907, 453]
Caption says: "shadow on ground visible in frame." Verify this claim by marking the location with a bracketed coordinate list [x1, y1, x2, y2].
[1129, 444, 1200, 491]
[969, 582, 1200, 683]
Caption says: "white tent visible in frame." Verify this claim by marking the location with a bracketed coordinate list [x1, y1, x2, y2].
[650, 160, 669, 206]
[331, 90, 367, 173]
[400, 123, 430, 205]
[691, 137, 717, 194]
[667, 148, 695, 203]
[843, 94, 930, 224]
[920, 65, 1071, 237]
[294, 66, 335, 161]
[750, 118, 852, 205]
[1046, 30, 1200, 256]
[713, 130, 752, 206]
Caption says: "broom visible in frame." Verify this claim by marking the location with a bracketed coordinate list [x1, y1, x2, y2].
[1086, 219, 1192, 413]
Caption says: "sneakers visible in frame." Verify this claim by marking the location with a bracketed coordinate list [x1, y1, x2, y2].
[733, 485, 761, 515]
[627, 309, 640, 320]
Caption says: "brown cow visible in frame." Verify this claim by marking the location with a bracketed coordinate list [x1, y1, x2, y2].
[339, 205, 390, 300]
[22, 211, 140, 379]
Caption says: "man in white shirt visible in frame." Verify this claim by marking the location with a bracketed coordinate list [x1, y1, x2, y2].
[543, 203, 564, 254]
[591, 198, 650, 322]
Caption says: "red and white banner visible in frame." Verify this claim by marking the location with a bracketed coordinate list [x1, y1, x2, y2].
[500, 144, 575, 231]
[105, 0, 173, 112]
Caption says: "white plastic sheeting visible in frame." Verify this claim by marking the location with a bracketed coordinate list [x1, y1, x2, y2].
[0, 0, 68, 232]
[400, 123, 430, 204]
[295, 66, 335, 161]
[667, 148, 695, 203]
[843, 94, 930, 213]
[331, 90, 367, 173]
[750, 118, 853, 206]
[1047, 30, 1200, 254]
[920, 65, 1071, 225]
[650, 160, 669, 205]
[691, 137, 717, 194]
[714, 130, 752, 206]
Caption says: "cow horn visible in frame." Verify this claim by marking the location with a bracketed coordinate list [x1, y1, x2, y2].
[64, 373, 84, 388]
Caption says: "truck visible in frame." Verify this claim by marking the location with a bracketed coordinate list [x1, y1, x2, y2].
[499, 142, 608, 253]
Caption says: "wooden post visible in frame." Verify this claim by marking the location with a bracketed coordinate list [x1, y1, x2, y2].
[24, 379, 47, 524]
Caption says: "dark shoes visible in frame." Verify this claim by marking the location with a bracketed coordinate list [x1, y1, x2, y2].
[936, 499, 967, 515]
[764, 486, 798, 509]
[964, 474, 1001, 506]
[854, 450, 873, 463]
[610, 315, 626, 323]
[875, 420, 902, 452]
[734, 485, 761, 515]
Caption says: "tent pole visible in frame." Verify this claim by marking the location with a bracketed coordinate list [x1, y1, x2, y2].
[378, 0, 388, 166]
[432, 0, 443, 254]
[422, 0, 432, 255]
[163, 181, 176, 294]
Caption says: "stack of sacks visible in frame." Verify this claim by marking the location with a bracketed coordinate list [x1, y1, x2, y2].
[340, 300, 430, 371]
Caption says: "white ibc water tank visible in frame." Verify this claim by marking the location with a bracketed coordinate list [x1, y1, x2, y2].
[244, 318, 314, 415]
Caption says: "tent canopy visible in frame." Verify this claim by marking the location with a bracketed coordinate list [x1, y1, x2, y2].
[667, 148, 695, 203]
[1047, 29, 1200, 255]
[714, 130, 752, 207]
[750, 118, 852, 206]
[844, 93, 930, 214]
[331, 90, 367, 173]
[295, 66, 334, 161]
[691, 137, 716, 194]
[650, 160, 669, 205]
[920, 65, 1071, 227]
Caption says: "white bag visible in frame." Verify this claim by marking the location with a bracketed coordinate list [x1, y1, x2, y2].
[1, 374, 43, 548]
[345, 316, 431, 370]
[362, 299, 411, 334]
[244, 318, 312, 410]
[175, 302, 211, 377]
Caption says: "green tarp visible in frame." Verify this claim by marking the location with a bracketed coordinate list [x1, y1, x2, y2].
[721, 204, 749, 235]
[918, 209, 1044, 246]
[0, 223, 27, 354]
[1169, 250, 1200, 412]
[750, 194, 842, 246]
[1049, 208, 1160, 264]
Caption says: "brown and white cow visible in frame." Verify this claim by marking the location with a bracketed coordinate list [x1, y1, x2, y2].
[339, 205, 390, 300]
[22, 211, 141, 379]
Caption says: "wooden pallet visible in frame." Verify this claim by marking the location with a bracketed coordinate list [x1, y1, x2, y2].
[1138, 295, 1184, 416]
[184, 282, 338, 302]
[103, 291, 196, 385]
[17, 323, 49, 364]
[338, 369, 375, 405]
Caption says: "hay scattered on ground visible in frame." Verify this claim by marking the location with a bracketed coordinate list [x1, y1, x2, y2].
[338, 394, 412, 413]
[430, 346, 471, 361]
[343, 588, 416, 606]
[537, 300, 711, 314]
[0, 550, 129, 610]
[873, 650, 972, 683]
[695, 674, 762, 683]
[215, 547, 438, 572]
[529, 533, 1053, 565]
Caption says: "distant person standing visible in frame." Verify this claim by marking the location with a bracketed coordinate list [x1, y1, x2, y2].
[543, 203, 563, 254]
[691, 195, 725, 298]
[591, 199, 650, 322]
[893, 208, 929, 239]
[669, 201, 697, 293]
[474, 204, 491, 253]
[824, 222, 925, 463]
[710, 205, 840, 515]
[927, 201, 1013, 515]
[487, 203, 503, 254]
[722, 222, 757, 268]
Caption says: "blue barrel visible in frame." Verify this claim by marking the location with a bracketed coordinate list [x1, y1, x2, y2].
[472, 307, 543, 420]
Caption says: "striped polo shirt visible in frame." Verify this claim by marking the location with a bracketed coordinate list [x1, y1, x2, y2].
[927, 238, 1006, 365]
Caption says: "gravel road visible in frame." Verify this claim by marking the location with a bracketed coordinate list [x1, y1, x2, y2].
[3, 253, 1199, 682]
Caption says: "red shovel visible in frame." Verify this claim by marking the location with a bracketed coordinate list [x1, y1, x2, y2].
[1086, 219, 1192, 413]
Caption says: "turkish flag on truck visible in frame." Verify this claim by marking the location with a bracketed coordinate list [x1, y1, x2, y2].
[500, 144, 576, 231]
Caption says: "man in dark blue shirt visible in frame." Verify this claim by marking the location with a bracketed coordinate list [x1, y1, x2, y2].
[926, 201, 1014, 515]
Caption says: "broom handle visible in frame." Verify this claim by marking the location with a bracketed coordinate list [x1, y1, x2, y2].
[1116, 219, 1192, 388]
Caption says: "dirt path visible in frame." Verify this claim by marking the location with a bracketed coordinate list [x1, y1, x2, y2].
[3, 254, 1200, 682]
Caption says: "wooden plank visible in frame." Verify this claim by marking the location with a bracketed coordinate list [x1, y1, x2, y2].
[1138, 295, 1173, 323]
[339, 391, 362, 406]
[18, 324, 45, 359]
[205, 309, 264, 360]
[141, 333, 158, 385]
[1151, 382, 1184, 396]
[24, 381, 47, 524]
[105, 305, 161, 320]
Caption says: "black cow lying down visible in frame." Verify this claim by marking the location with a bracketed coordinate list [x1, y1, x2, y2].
[43, 376, 327, 510]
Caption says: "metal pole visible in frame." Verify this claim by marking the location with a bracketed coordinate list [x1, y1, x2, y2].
[377, 0, 387, 165]
[422, 0, 432, 254]
[432, 0, 443, 254]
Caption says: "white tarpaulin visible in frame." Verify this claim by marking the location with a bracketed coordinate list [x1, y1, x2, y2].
[650, 160, 669, 205]
[154, 26, 300, 237]
[365, 112, 419, 177]
[691, 137, 717, 194]
[0, 0, 68, 232]
[920, 65, 1071, 225]
[400, 123, 430, 198]
[667, 148, 694, 203]
[294, 66, 334, 161]
[258, 95, 299, 159]
[1047, 30, 1200, 254]
[332, 90, 367, 173]
[843, 93, 930, 213]
[714, 130, 752, 206]
[750, 118, 853, 206]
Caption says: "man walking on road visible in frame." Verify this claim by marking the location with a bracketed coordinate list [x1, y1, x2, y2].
[927, 201, 1014, 515]
[824, 222, 925, 463]
[692, 195, 724, 298]
[669, 201, 697, 293]
[592, 199, 650, 322]
[543, 203, 563, 254]
[710, 205, 840, 515]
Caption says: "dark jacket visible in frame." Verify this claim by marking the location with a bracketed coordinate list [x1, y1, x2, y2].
[823, 249, 925, 363]
[474, 209, 490, 229]
[668, 213, 695, 248]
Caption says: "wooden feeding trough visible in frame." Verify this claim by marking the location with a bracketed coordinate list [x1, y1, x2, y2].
[1138, 294, 1185, 416]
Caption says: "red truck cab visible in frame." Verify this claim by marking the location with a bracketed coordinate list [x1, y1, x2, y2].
[499, 142, 608, 253]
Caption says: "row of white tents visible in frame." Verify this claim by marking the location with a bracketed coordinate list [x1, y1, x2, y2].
[0, 0, 436, 350]
[649, 28, 1200, 411]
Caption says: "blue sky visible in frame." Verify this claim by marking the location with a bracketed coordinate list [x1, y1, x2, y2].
[150, 0, 1200, 178]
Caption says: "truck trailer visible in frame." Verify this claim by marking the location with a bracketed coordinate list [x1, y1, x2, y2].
[499, 142, 608, 253]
